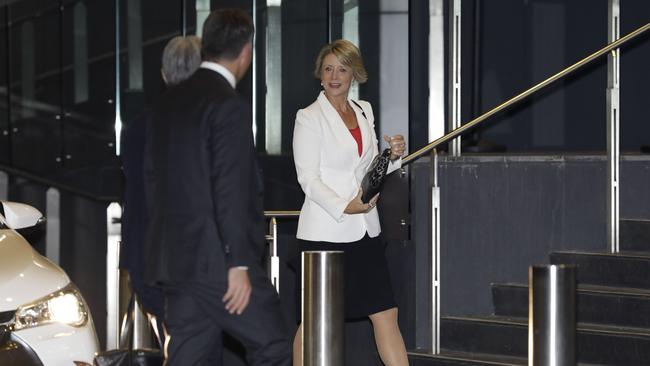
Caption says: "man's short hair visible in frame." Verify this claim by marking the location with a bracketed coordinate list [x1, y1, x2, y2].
[201, 8, 254, 62]
[161, 35, 202, 86]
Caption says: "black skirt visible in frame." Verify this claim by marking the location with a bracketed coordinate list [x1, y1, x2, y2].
[298, 234, 397, 320]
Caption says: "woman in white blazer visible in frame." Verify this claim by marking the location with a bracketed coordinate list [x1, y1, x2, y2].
[292, 40, 408, 366]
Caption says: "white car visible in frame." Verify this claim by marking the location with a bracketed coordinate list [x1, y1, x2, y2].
[0, 201, 99, 365]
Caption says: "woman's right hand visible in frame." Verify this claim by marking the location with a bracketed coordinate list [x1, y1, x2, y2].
[344, 189, 378, 214]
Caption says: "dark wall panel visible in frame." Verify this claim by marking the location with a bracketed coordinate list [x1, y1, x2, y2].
[411, 155, 650, 317]
[0, 6, 8, 164]
[469, 0, 649, 152]
[620, 3, 650, 152]
[281, 0, 328, 153]
[562, 0, 607, 151]
[9, 0, 62, 174]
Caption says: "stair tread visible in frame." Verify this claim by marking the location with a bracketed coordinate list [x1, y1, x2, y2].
[552, 250, 650, 259]
[621, 218, 650, 223]
[408, 350, 605, 366]
[408, 350, 526, 365]
[494, 282, 650, 297]
[444, 315, 650, 337]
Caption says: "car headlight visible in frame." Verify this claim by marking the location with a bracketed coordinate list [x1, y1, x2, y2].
[12, 284, 88, 331]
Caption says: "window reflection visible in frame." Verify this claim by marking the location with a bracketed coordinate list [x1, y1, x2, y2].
[0, 6, 8, 164]
[72, 2, 88, 104]
[20, 21, 35, 119]
[196, 0, 210, 36]
[265, 0, 282, 155]
[342, 0, 358, 100]
[10, 1, 62, 174]
[62, 0, 117, 170]
[127, 0, 143, 91]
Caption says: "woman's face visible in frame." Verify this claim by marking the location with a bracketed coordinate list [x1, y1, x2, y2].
[320, 53, 354, 99]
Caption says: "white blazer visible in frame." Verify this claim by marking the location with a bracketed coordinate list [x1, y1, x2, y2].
[293, 91, 401, 243]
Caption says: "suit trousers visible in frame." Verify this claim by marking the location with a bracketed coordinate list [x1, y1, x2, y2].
[163, 269, 291, 366]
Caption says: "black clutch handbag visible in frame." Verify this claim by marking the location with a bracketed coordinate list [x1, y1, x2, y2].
[361, 148, 392, 203]
[94, 349, 162, 366]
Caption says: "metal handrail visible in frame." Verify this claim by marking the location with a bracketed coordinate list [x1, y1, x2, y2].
[263, 210, 299, 293]
[403, 21, 650, 165]
[0, 163, 120, 203]
[264, 210, 300, 217]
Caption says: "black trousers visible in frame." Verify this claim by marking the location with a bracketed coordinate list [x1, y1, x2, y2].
[163, 269, 291, 366]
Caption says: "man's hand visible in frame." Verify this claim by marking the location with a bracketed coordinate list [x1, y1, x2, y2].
[223, 267, 252, 315]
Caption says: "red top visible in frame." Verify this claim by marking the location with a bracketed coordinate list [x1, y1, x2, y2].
[349, 126, 362, 156]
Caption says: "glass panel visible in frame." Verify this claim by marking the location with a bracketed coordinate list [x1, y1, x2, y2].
[60, 0, 117, 171]
[475, 0, 608, 152]
[183, 0, 197, 35]
[281, 0, 328, 154]
[265, 0, 282, 154]
[620, 1, 650, 152]
[342, 0, 358, 100]
[122, 0, 183, 115]
[196, 0, 210, 36]
[118, 0, 183, 151]
[9, 0, 62, 174]
[0, 6, 9, 164]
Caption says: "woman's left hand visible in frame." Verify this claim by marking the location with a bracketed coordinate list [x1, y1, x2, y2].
[384, 134, 406, 161]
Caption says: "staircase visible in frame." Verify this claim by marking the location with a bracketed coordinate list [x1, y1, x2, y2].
[408, 219, 650, 365]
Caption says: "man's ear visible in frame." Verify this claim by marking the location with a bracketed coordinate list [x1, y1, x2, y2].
[238, 41, 252, 64]
[234, 42, 253, 80]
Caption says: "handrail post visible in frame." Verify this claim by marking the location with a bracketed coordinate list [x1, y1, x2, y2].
[263, 211, 300, 294]
[132, 296, 152, 349]
[302, 251, 344, 366]
[106, 202, 122, 350]
[448, 0, 462, 157]
[428, 0, 445, 142]
[45, 188, 60, 264]
[607, 0, 620, 253]
[430, 149, 441, 354]
[0, 171, 8, 200]
[529, 265, 577, 366]
[268, 216, 280, 293]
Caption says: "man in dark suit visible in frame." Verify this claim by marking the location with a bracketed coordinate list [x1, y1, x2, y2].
[143, 8, 291, 365]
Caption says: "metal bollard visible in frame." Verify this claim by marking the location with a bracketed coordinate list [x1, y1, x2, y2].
[302, 251, 344, 366]
[529, 264, 577, 366]
[132, 296, 153, 349]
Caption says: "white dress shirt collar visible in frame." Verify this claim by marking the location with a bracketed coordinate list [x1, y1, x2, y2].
[200, 61, 237, 89]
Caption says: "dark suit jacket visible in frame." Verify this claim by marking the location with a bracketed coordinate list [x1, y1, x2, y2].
[120, 109, 166, 320]
[143, 68, 265, 286]
[120, 109, 149, 275]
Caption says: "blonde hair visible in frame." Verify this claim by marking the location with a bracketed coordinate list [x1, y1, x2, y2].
[313, 39, 368, 84]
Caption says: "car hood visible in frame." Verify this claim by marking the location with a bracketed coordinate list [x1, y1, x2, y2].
[0, 229, 70, 312]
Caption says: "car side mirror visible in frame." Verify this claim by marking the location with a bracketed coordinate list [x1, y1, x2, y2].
[1, 201, 44, 229]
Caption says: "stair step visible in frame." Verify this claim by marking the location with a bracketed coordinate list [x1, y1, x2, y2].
[441, 316, 650, 365]
[550, 251, 650, 289]
[408, 350, 526, 365]
[408, 350, 603, 366]
[620, 219, 650, 251]
[492, 283, 650, 328]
